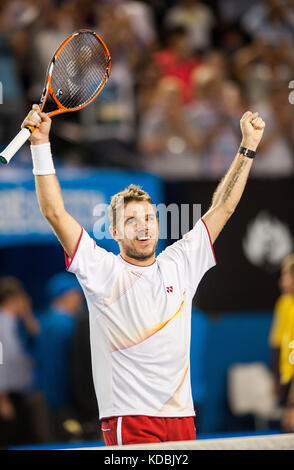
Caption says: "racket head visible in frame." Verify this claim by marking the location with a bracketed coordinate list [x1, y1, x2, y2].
[39, 30, 111, 118]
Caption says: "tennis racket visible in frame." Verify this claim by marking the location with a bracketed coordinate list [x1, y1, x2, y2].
[0, 29, 111, 164]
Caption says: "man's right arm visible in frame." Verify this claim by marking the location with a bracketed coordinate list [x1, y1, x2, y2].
[22, 105, 81, 258]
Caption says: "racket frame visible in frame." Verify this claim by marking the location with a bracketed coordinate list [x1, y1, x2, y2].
[0, 29, 111, 164]
[38, 29, 111, 119]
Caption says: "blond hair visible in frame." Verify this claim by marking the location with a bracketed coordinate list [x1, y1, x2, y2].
[109, 184, 154, 227]
[282, 254, 294, 276]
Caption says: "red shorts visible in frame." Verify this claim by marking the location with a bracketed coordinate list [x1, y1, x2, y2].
[101, 415, 196, 446]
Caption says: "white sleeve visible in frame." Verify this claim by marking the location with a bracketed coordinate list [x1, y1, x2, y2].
[158, 219, 216, 295]
[65, 228, 117, 299]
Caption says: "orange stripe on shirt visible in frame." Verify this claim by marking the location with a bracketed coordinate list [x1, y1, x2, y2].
[111, 294, 186, 352]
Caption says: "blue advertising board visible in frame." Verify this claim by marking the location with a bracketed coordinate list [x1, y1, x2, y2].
[0, 167, 166, 255]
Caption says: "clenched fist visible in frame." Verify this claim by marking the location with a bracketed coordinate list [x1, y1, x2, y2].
[240, 111, 265, 152]
[21, 104, 52, 145]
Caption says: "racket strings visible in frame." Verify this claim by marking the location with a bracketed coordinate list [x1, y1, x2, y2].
[50, 32, 108, 110]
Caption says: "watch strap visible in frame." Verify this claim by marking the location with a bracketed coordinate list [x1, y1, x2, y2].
[238, 146, 256, 159]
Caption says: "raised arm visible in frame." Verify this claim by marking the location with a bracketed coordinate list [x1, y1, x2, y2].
[22, 105, 82, 258]
[202, 111, 265, 244]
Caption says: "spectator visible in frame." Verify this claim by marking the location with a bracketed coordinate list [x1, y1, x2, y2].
[30, 1, 78, 100]
[241, 0, 294, 46]
[187, 66, 243, 178]
[203, 49, 230, 82]
[120, 0, 157, 49]
[164, 0, 215, 52]
[0, 277, 50, 447]
[212, 21, 250, 59]
[135, 55, 161, 116]
[252, 82, 294, 178]
[154, 26, 202, 104]
[33, 272, 84, 441]
[139, 76, 203, 180]
[216, 0, 256, 23]
[282, 376, 294, 433]
[233, 39, 294, 104]
[269, 254, 294, 431]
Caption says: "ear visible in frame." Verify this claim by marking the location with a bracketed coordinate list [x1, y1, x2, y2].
[110, 225, 122, 242]
[109, 225, 116, 241]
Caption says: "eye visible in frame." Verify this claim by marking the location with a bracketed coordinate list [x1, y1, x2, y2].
[126, 218, 136, 225]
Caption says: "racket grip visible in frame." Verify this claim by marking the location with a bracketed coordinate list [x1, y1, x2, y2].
[0, 112, 41, 164]
[0, 128, 31, 164]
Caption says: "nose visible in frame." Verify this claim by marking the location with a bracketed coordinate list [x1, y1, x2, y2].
[137, 222, 147, 233]
[137, 218, 149, 234]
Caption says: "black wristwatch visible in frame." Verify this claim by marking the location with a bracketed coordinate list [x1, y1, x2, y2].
[238, 146, 256, 159]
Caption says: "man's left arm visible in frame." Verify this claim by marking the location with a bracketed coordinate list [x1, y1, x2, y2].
[202, 111, 265, 244]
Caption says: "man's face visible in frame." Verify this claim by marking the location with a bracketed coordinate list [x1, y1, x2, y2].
[279, 267, 294, 296]
[113, 200, 159, 263]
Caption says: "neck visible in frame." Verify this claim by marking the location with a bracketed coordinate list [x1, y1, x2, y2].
[120, 253, 156, 267]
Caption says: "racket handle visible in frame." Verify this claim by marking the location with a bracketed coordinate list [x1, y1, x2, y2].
[0, 112, 41, 164]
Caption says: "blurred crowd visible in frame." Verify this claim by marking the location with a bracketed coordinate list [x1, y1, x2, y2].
[0, 273, 99, 447]
[0, 0, 294, 178]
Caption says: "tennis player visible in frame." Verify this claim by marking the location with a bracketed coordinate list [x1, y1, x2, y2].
[23, 104, 265, 445]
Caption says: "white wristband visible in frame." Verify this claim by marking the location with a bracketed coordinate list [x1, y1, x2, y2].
[31, 142, 56, 175]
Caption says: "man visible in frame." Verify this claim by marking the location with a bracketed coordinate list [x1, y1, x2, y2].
[0, 276, 49, 447]
[33, 273, 84, 440]
[22, 104, 265, 445]
[269, 254, 294, 432]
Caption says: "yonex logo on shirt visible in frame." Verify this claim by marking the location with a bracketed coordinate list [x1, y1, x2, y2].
[166, 286, 173, 293]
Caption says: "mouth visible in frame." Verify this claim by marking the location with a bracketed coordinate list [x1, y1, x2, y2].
[136, 235, 153, 245]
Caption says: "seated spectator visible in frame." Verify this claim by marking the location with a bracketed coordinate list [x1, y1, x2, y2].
[216, 0, 256, 23]
[241, 0, 294, 46]
[212, 20, 250, 59]
[135, 55, 161, 116]
[203, 49, 230, 82]
[269, 254, 294, 432]
[163, 0, 215, 52]
[120, 0, 157, 49]
[153, 26, 202, 104]
[186, 66, 243, 178]
[33, 272, 84, 441]
[139, 76, 204, 180]
[252, 82, 294, 178]
[0, 277, 50, 448]
[233, 39, 294, 104]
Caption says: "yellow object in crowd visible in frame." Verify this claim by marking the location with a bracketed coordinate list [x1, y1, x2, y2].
[269, 295, 294, 384]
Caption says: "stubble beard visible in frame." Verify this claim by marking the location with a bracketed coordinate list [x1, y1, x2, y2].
[122, 240, 158, 262]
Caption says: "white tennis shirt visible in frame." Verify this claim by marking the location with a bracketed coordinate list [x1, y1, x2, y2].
[65, 218, 216, 419]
